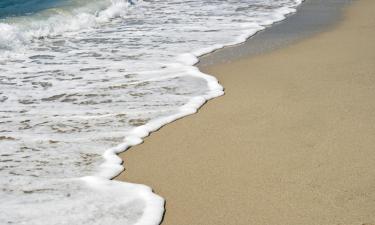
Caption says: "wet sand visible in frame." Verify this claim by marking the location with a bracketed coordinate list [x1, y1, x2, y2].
[117, 0, 375, 224]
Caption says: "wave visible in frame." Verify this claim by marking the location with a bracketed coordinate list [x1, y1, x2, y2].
[0, 0, 66, 18]
[0, 0, 136, 50]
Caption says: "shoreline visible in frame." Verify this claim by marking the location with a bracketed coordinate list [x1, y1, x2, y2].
[198, 0, 351, 67]
[117, 0, 375, 224]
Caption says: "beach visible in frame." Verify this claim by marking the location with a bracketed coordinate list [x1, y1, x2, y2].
[2, 1, 315, 224]
[117, 0, 375, 224]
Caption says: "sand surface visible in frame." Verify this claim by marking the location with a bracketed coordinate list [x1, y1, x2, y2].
[117, 0, 375, 224]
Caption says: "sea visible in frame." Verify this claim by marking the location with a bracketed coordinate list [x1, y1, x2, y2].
[0, 0, 302, 224]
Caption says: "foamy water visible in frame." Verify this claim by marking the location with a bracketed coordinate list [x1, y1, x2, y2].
[0, 0, 302, 224]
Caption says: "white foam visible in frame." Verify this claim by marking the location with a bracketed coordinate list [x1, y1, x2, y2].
[82, 176, 165, 225]
[0, 23, 25, 50]
[0, 0, 137, 50]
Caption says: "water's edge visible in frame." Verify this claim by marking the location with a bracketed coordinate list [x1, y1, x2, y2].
[198, 0, 352, 68]
[118, 0, 351, 178]
[116, 0, 351, 224]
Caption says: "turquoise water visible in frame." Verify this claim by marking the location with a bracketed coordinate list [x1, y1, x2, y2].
[0, 0, 66, 18]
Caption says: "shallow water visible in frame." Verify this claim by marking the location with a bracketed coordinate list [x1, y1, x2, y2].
[0, 0, 302, 224]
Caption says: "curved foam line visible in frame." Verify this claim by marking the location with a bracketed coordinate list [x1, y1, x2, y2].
[88, 1, 305, 225]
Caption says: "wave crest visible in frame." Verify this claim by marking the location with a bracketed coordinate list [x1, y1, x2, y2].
[0, 0, 137, 50]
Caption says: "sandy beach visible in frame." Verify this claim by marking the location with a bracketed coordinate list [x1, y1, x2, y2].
[117, 0, 375, 224]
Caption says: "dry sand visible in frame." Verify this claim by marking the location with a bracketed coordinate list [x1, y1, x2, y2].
[117, 0, 375, 224]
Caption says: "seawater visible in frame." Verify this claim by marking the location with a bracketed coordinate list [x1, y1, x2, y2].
[0, 0, 303, 224]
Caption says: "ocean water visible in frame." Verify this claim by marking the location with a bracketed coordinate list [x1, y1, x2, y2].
[0, 0, 303, 224]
